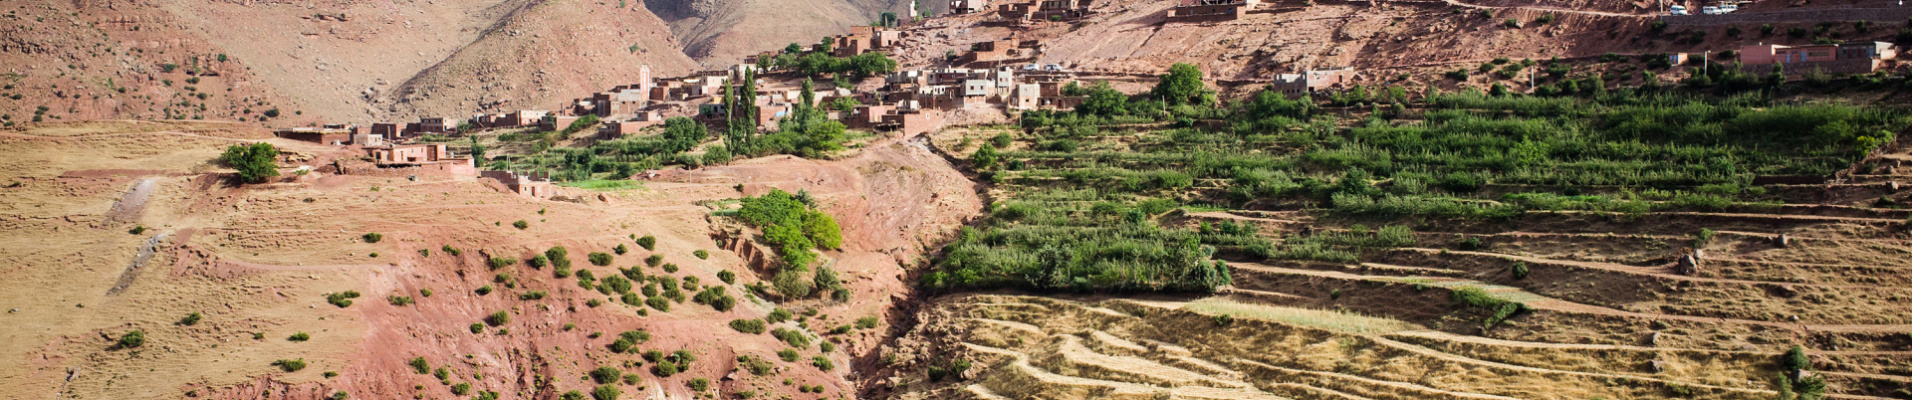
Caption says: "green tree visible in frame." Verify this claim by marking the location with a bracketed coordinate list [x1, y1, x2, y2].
[220, 142, 280, 183]
[469, 136, 486, 161]
[1151, 63, 1206, 106]
[970, 143, 999, 170]
[817, 36, 834, 54]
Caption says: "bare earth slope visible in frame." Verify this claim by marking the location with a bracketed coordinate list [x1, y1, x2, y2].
[645, 0, 919, 64]
[0, 122, 978, 400]
[0, 0, 695, 124]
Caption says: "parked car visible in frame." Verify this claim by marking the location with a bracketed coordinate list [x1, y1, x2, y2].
[1718, 4, 1737, 12]
[1043, 64, 1065, 72]
[1669, 5, 1688, 14]
[1023, 63, 1041, 71]
[1701, 6, 1720, 14]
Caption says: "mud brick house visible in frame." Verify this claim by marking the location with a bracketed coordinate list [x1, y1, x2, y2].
[481, 170, 554, 198]
[1167, 0, 1259, 23]
[542, 115, 580, 131]
[950, 0, 990, 13]
[1270, 67, 1356, 97]
[845, 105, 895, 130]
[1033, 0, 1094, 20]
[417, 117, 459, 134]
[833, 26, 902, 57]
[496, 110, 547, 128]
[997, 2, 1037, 20]
[599, 112, 666, 139]
[959, 40, 1027, 65]
[276, 126, 359, 145]
[1739, 42, 1897, 75]
[1011, 83, 1041, 110]
[370, 123, 402, 141]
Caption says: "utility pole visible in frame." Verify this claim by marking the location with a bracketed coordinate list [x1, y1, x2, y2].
[1703, 50, 1710, 77]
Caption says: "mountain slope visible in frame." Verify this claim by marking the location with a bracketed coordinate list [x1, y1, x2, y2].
[646, 0, 921, 64]
[376, 0, 700, 119]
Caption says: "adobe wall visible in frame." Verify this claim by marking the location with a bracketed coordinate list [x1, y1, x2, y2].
[1739, 58, 1880, 75]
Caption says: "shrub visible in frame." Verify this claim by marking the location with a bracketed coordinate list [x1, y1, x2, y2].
[519, 291, 547, 300]
[820, 341, 836, 352]
[767, 308, 793, 323]
[694, 249, 710, 259]
[772, 328, 812, 349]
[688, 377, 711, 391]
[409, 357, 430, 374]
[451, 383, 472, 395]
[589, 252, 613, 266]
[272, 359, 307, 372]
[1511, 262, 1529, 279]
[636, 235, 656, 251]
[1781, 345, 1811, 371]
[512, 220, 529, 229]
[470, 323, 484, 334]
[718, 270, 736, 284]
[644, 254, 664, 267]
[326, 291, 361, 308]
[527, 255, 548, 269]
[645, 296, 671, 312]
[475, 285, 493, 295]
[288, 332, 310, 342]
[487, 257, 514, 270]
[613, 244, 628, 255]
[388, 295, 414, 306]
[485, 311, 510, 326]
[811, 356, 835, 371]
[778, 348, 800, 362]
[361, 233, 382, 243]
[590, 366, 622, 384]
[663, 263, 679, 273]
[117, 330, 145, 349]
[856, 316, 879, 329]
[441, 245, 462, 256]
[562, 391, 585, 400]
[178, 312, 201, 326]
[730, 319, 768, 334]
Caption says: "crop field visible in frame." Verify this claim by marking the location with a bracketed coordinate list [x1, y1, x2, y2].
[896, 87, 1912, 399]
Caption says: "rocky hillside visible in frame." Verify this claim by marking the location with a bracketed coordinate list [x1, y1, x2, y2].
[645, 0, 925, 64]
[0, 0, 695, 125]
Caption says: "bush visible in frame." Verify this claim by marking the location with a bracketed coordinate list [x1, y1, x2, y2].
[475, 285, 493, 295]
[718, 270, 736, 284]
[590, 366, 622, 384]
[518, 291, 547, 300]
[694, 249, 710, 259]
[326, 291, 361, 308]
[689, 378, 711, 391]
[1511, 262, 1529, 279]
[856, 316, 879, 329]
[778, 348, 800, 362]
[636, 235, 656, 251]
[767, 308, 793, 323]
[469, 323, 484, 334]
[811, 356, 835, 371]
[272, 358, 307, 372]
[512, 220, 529, 229]
[117, 330, 145, 349]
[1781, 345, 1811, 371]
[485, 311, 510, 326]
[178, 312, 202, 326]
[441, 245, 462, 256]
[451, 383, 472, 395]
[730, 319, 767, 334]
[487, 257, 515, 270]
[361, 233, 382, 243]
[645, 254, 664, 267]
[589, 252, 613, 266]
[288, 332, 310, 342]
[645, 296, 671, 312]
[409, 357, 430, 374]
[388, 295, 414, 306]
[613, 244, 628, 255]
[772, 328, 812, 349]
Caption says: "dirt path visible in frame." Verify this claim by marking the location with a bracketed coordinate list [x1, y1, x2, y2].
[1402, 247, 1909, 291]
[105, 231, 169, 296]
[1434, 0, 1655, 17]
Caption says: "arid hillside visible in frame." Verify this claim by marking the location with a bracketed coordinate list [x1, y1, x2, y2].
[0, 121, 978, 400]
[0, 0, 696, 125]
[645, 0, 923, 64]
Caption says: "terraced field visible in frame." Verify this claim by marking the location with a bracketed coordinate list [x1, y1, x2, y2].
[879, 90, 1912, 399]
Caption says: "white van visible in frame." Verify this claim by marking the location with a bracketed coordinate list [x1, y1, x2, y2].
[1701, 6, 1720, 14]
[1670, 5, 1689, 14]
[1719, 4, 1737, 12]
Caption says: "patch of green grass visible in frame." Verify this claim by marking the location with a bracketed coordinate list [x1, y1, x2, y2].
[557, 180, 645, 191]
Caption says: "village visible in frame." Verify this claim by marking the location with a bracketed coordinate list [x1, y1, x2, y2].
[270, 0, 1898, 199]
